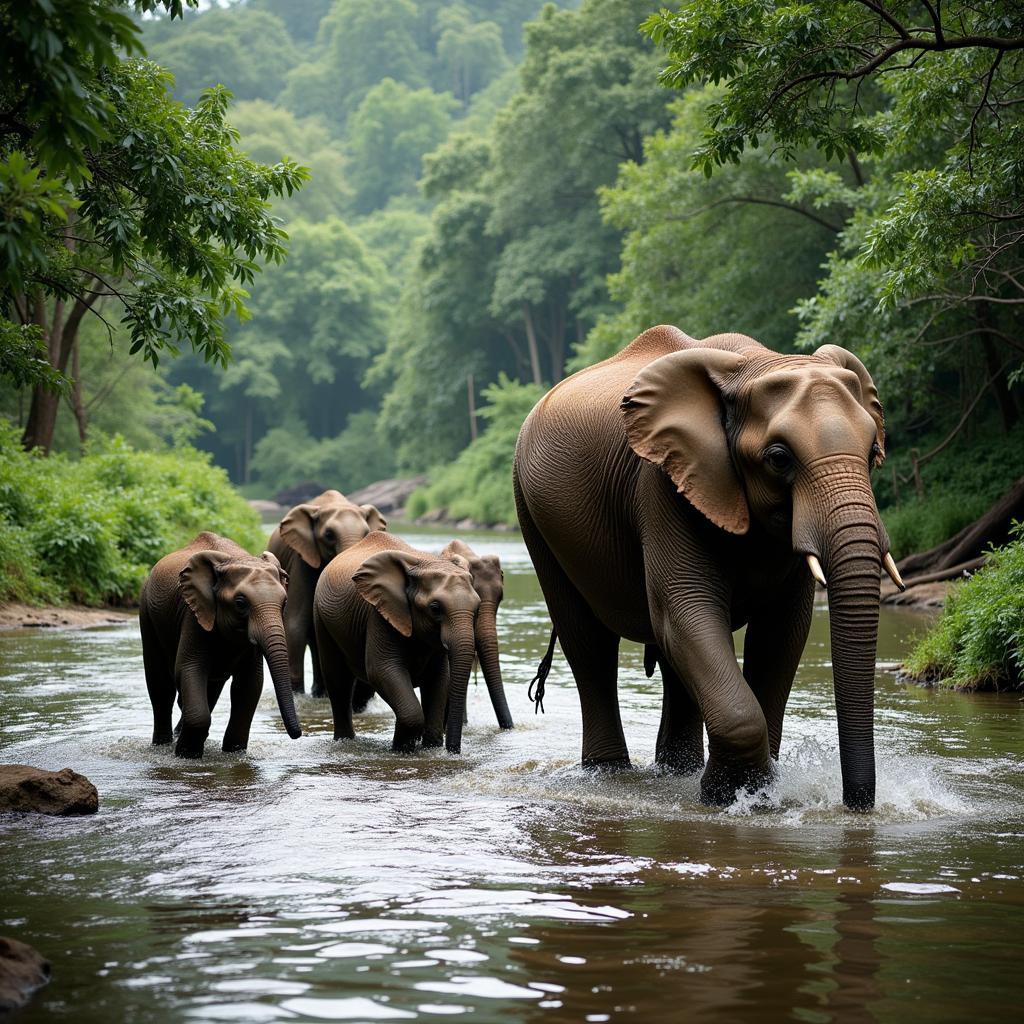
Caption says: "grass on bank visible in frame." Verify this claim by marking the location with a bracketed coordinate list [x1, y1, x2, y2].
[0, 422, 264, 606]
[904, 523, 1024, 691]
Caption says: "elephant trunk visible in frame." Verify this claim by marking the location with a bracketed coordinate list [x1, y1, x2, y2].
[443, 610, 478, 754]
[476, 600, 513, 730]
[794, 460, 881, 812]
[250, 604, 303, 739]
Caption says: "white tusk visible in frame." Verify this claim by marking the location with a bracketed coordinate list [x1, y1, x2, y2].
[883, 551, 906, 592]
[806, 554, 827, 588]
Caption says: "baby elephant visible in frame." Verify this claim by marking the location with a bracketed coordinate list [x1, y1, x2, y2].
[268, 490, 387, 696]
[139, 532, 302, 758]
[440, 539, 513, 730]
[314, 533, 480, 753]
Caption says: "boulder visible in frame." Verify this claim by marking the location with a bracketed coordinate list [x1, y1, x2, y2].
[273, 481, 330, 507]
[0, 765, 98, 816]
[0, 936, 50, 1012]
[247, 499, 286, 519]
[347, 476, 428, 517]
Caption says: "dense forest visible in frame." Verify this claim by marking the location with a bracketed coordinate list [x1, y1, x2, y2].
[2, 0, 1022, 557]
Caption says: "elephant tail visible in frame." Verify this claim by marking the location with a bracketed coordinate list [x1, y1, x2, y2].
[527, 630, 557, 714]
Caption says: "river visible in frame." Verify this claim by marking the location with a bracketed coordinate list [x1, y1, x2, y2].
[1, 526, 1022, 1022]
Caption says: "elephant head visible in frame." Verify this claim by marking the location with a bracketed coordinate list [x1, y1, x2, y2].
[179, 549, 302, 740]
[622, 338, 896, 811]
[442, 539, 513, 730]
[353, 550, 480, 753]
[279, 490, 387, 569]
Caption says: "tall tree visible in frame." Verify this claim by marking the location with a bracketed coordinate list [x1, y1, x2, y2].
[0, 1, 307, 452]
[645, 1, 1024, 447]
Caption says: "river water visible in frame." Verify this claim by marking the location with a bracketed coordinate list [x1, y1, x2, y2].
[1, 527, 1022, 1023]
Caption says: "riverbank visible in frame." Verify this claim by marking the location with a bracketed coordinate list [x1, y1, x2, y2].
[0, 603, 134, 631]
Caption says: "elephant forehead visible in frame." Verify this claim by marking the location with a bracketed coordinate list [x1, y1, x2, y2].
[414, 565, 475, 592]
[743, 365, 864, 423]
[220, 563, 283, 591]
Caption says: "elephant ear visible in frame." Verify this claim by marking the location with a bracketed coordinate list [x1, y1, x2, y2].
[360, 504, 388, 533]
[621, 348, 749, 535]
[352, 550, 425, 638]
[179, 550, 232, 631]
[814, 344, 886, 465]
[279, 504, 321, 568]
[260, 550, 288, 589]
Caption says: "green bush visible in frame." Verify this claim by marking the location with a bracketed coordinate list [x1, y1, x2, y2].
[904, 524, 1024, 691]
[408, 376, 544, 527]
[0, 422, 264, 606]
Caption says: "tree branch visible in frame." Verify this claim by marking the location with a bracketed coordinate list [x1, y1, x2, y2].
[667, 194, 842, 232]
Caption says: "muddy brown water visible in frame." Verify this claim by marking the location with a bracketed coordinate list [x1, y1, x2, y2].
[1, 526, 1022, 1023]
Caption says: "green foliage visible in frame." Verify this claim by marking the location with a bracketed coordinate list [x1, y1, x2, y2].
[280, 0, 428, 126]
[0, 421, 263, 605]
[571, 87, 841, 370]
[2, 0, 309, 429]
[905, 524, 1024, 691]
[144, 7, 299, 106]
[347, 79, 458, 213]
[250, 410, 396, 496]
[407, 375, 543, 525]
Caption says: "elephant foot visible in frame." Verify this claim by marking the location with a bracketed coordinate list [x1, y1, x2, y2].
[152, 731, 172, 746]
[581, 755, 633, 773]
[699, 759, 774, 806]
[174, 744, 205, 760]
[654, 748, 704, 776]
[332, 728, 356, 742]
[310, 684, 326, 699]
[290, 682, 306, 695]
[222, 739, 248, 753]
[421, 732, 443, 749]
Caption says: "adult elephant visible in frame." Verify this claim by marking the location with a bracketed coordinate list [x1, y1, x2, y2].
[268, 490, 387, 696]
[139, 532, 302, 758]
[314, 533, 480, 753]
[513, 325, 903, 811]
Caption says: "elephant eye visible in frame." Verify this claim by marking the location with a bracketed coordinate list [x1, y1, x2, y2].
[427, 600, 442, 617]
[323, 528, 335, 542]
[234, 594, 249, 611]
[763, 445, 794, 475]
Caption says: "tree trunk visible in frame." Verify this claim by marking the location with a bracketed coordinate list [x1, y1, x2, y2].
[522, 304, 543, 386]
[977, 304, 1018, 432]
[69, 336, 88, 450]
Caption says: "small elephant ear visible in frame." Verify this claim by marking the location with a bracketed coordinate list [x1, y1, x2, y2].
[279, 504, 321, 568]
[447, 553, 472, 573]
[352, 550, 425, 638]
[441, 538, 473, 561]
[359, 504, 388, 533]
[814, 344, 886, 465]
[622, 348, 749, 535]
[260, 550, 288, 589]
[179, 550, 231, 631]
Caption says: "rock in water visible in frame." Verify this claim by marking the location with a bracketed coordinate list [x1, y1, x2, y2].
[0, 765, 98, 816]
[0, 936, 50, 1011]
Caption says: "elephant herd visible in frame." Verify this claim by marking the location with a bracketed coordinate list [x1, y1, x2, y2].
[141, 325, 901, 812]
[139, 490, 514, 761]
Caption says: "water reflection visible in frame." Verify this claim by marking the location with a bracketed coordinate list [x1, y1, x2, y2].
[1, 528, 1022, 1022]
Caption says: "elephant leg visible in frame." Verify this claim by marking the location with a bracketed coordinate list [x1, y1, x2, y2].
[140, 610, 174, 745]
[173, 622, 214, 758]
[519, 503, 627, 767]
[285, 604, 308, 694]
[222, 650, 263, 752]
[315, 620, 355, 742]
[743, 573, 815, 759]
[654, 651, 705, 774]
[421, 655, 448, 749]
[366, 615, 424, 753]
[351, 679, 375, 713]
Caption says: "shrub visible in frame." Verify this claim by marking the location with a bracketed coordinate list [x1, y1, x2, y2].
[0, 422, 263, 606]
[904, 523, 1024, 690]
